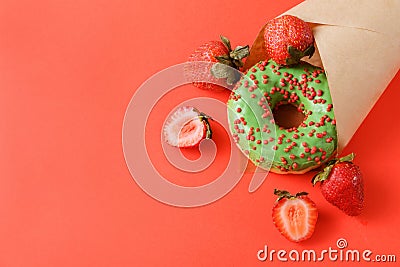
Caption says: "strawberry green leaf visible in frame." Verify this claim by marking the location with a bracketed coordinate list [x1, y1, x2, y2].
[210, 63, 231, 79]
[230, 45, 250, 60]
[338, 153, 355, 163]
[274, 189, 308, 201]
[295, 192, 309, 197]
[214, 55, 235, 67]
[210, 64, 241, 86]
[286, 45, 316, 65]
[220, 35, 232, 51]
[304, 45, 315, 59]
[198, 112, 212, 139]
[225, 69, 241, 85]
[198, 111, 212, 121]
[312, 153, 355, 185]
[288, 46, 302, 60]
[274, 189, 292, 200]
[214, 37, 249, 69]
[312, 164, 333, 185]
[232, 59, 243, 68]
[204, 119, 212, 139]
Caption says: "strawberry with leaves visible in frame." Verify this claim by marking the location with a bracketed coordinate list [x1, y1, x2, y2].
[188, 35, 249, 90]
[264, 15, 315, 65]
[313, 153, 364, 216]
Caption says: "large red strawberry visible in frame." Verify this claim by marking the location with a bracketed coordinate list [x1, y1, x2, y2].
[188, 35, 249, 90]
[272, 189, 318, 242]
[312, 153, 364, 216]
[163, 106, 212, 148]
[264, 15, 315, 65]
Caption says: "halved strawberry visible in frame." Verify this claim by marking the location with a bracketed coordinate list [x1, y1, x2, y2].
[272, 189, 318, 242]
[163, 106, 212, 148]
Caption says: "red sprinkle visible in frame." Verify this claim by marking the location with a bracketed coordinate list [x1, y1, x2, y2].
[310, 146, 317, 154]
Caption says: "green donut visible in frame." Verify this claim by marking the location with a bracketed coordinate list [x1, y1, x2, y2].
[227, 59, 337, 173]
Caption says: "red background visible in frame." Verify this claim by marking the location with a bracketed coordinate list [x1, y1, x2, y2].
[1, 0, 399, 266]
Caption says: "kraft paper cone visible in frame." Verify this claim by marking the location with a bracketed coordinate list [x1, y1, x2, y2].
[244, 0, 400, 152]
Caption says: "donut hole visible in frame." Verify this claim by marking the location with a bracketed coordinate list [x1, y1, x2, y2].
[272, 103, 305, 129]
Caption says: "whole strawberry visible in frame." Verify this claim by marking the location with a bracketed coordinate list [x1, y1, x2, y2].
[264, 15, 315, 65]
[272, 189, 318, 242]
[188, 35, 249, 91]
[312, 153, 364, 216]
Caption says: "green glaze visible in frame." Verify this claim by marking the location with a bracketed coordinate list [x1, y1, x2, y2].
[227, 59, 337, 173]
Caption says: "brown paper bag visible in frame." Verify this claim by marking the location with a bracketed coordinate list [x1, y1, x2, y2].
[244, 0, 400, 152]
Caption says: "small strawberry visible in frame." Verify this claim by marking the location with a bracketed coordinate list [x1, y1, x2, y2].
[264, 15, 315, 65]
[163, 106, 212, 148]
[272, 189, 318, 242]
[312, 153, 364, 216]
[188, 35, 249, 90]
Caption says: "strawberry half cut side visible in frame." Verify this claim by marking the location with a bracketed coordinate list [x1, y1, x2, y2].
[163, 106, 212, 148]
[272, 189, 318, 242]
